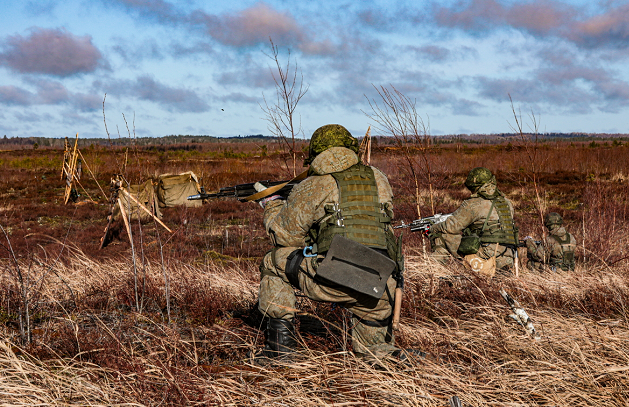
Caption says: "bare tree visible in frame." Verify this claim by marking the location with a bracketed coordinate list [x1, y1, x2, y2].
[260, 39, 309, 177]
[365, 85, 439, 218]
[508, 95, 547, 236]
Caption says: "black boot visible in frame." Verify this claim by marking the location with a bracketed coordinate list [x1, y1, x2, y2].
[253, 318, 297, 364]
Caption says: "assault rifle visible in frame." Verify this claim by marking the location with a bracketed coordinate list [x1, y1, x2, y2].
[394, 213, 452, 234]
[187, 179, 301, 202]
[188, 170, 309, 203]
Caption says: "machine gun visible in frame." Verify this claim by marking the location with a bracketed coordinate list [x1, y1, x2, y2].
[394, 213, 452, 235]
[187, 179, 302, 202]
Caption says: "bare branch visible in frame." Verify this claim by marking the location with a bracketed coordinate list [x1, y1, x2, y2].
[260, 39, 309, 176]
[364, 85, 441, 218]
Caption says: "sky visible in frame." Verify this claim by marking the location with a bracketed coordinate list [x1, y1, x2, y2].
[1, 0, 629, 139]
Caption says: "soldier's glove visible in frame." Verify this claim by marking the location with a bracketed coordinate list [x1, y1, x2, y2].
[253, 182, 282, 209]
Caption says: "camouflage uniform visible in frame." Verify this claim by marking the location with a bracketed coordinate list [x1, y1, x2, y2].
[430, 169, 517, 271]
[259, 145, 399, 357]
[526, 213, 576, 271]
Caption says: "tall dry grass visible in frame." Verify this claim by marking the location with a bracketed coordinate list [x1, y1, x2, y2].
[2, 248, 628, 406]
[0, 341, 140, 406]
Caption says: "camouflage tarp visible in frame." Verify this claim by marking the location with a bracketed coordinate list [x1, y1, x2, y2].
[116, 179, 162, 221]
[156, 171, 202, 208]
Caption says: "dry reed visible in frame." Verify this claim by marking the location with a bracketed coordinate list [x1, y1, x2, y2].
[2, 249, 628, 406]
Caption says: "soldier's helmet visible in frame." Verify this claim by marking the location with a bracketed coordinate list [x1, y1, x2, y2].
[304, 124, 359, 165]
[464, 167, 494, 192]
[544, 212, 563, 228]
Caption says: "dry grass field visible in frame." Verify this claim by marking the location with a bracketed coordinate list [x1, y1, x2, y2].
[1, 137, 628, 406]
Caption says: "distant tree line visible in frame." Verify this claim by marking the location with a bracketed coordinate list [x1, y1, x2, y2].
[1, 132, 628, 150]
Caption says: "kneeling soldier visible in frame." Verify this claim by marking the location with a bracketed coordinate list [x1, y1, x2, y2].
[254, 124, 418, 364]
[429, 167, 518, 272]
[526, 212, 576, 271]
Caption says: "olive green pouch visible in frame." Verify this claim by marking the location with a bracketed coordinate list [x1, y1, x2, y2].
[458, 231, 481, 255]
[458, 199, 497, 256]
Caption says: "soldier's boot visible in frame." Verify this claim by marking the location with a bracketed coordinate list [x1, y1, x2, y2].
[252, 318, 298, 365]
[430, 246, 451, 265]
[429, 233, 455, 264]
[352, 318, 431, 366]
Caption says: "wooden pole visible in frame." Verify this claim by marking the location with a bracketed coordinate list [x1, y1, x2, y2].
[120, 189, 172, 233]
[392, 287, 403, 331]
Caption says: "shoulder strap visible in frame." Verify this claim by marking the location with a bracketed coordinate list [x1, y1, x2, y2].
[550, 234, 571, 245]
[480, 199, 496, 235]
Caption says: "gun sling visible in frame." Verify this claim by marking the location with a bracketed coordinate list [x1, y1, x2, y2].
[314, 235, 396, 299]
[244, 170, 308, 202]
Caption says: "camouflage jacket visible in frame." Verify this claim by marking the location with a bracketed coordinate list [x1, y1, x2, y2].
[431, 192, 515, 239]
[263, 147, 394, 248]
[526, 226, 576, 265]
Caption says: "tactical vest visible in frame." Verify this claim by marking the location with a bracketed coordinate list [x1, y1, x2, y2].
[550, 234, 576, 271]
[309, 164, 391, 254]
[471, 195, 518, 246]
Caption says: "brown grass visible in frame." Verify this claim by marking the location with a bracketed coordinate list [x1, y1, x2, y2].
[1, 139, 629, 405]
[2, 253, 628, 405]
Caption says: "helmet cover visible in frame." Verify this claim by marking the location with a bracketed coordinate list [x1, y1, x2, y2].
[304, 124, 359, 165]
[544, 212, 563, 228]
[465, 167, 494, 192]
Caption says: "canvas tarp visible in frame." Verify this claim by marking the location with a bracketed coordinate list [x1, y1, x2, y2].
[115, 179, 162, 221]
[156, 171, 202, 208]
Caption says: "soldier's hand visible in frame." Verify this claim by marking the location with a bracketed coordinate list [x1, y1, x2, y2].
[258, 194, 282, 209]
[253, 182, 281, 208]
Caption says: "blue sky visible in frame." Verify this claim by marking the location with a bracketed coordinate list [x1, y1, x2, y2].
[1, 0, 628, 139]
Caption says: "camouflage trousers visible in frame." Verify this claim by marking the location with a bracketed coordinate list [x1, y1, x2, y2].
[430, 232, 515, 271]
[259, 247, 398, 357]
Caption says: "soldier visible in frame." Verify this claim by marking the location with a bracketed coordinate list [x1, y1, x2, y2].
[526, 212, 576, 271]
[429, 167, 518, 272]
[253, 124, 417, 364]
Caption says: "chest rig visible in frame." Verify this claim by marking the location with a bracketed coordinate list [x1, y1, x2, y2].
[471, 195, 518, 247]
[308, 164, 391, 253]
[550, 234, 576, 271]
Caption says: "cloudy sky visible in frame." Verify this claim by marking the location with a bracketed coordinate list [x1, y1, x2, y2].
[1, 0, 628, 139]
